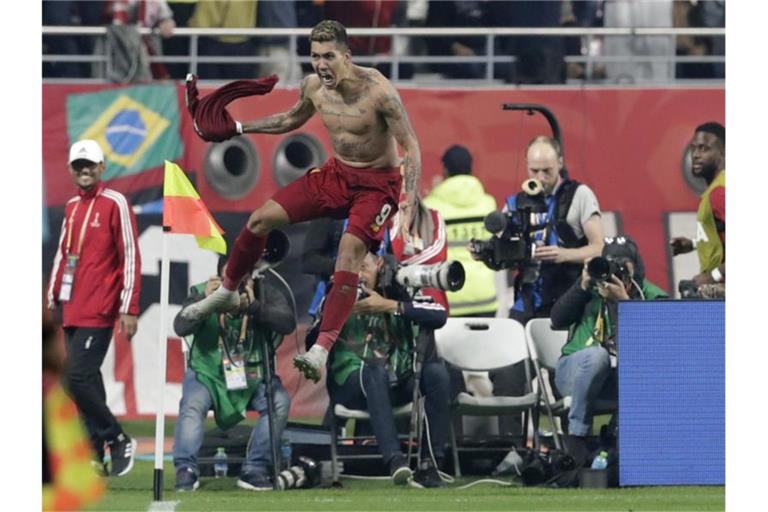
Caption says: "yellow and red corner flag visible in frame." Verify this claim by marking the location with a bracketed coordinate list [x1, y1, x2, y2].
[163, 160, 227, 254]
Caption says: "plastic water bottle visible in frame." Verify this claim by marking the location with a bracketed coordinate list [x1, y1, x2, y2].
[590, 450, 609, 470]
[280, 436, 292, 471]
[214, 447, 229, 478]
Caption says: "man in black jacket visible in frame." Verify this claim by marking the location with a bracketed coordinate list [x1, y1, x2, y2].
[550, 236, 667, 462]
[172, 255, 296, 492]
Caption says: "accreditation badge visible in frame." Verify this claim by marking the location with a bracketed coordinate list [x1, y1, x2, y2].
[223, 353, 248, 391]
[59, 255, 78, 302]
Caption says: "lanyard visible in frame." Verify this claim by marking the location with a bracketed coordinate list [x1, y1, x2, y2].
[65, 196, 97, 257]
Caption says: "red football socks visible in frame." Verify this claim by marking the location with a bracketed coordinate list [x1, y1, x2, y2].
[315, 270, 359, 351]
[223, 226, 267, 290]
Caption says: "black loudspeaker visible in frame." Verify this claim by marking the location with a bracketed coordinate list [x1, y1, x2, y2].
[203, 137, 261, 200]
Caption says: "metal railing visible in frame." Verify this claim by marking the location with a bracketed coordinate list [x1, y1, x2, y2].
[42, 25, 725, 86]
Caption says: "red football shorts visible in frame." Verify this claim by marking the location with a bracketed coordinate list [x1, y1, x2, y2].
[272, 157, 401, 248]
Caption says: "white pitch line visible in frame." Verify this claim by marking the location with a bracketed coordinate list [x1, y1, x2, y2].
[147, 500, 179, 511]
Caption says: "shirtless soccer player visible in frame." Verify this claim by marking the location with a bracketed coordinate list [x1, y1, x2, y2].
[181, 20, 422, 383]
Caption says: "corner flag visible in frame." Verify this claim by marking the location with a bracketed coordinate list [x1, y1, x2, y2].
[163, 160, 226, 254]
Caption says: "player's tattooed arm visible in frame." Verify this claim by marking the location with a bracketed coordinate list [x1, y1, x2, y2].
[243, 76, 316, 134]
[379, 87, 421, 204]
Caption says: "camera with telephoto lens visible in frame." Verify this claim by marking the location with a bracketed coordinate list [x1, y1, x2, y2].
[275, 456, 322, 490]
[587, 256, 631, 285]
[469, 179, 549, 271]
[376, 254, 466, 300]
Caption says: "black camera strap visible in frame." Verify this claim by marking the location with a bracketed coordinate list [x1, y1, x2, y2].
[552, 179, 588, 249]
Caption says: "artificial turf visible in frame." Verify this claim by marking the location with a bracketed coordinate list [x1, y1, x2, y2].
[89, 460, 724, 512]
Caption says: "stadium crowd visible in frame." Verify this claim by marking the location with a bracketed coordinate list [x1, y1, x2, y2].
[43, 0, 725, 83]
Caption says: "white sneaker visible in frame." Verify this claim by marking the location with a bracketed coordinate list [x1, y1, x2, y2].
[293, 345, 328, 383]
[181, 286, 240, 321]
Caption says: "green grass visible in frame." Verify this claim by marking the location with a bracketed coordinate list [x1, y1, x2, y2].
[88, 460, 724, 512]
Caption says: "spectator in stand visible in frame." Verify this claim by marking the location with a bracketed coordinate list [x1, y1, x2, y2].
[488, 0, 566, 84]
[322, 0, 402, 77]
[603, 0, 674, 84]
[256, 0, 303, 83]
[43, 0, 108, 78]
[295, 0, 327, 73]
[112, 0, 176, 80]
[189, 0, 258, 79]
[698, 0, 725, 79]
[670, 122, 725, 294]
[561, 0, 605, 81]
[674, 0, 725, 80]
[423, 1, 486, 80]
[162, 0, 199, 79]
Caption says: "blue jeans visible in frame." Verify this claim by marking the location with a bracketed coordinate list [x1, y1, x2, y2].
[173, 369, 291, 476]
[554, 346, 615, 437]
[331, 360, 451, 466]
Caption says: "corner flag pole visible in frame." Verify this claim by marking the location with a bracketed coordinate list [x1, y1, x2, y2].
[153, 228, 171, 501]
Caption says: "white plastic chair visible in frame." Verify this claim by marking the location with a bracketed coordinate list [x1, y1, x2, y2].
[525, 318, 616, 436]
[434, 317, 538, 477]
[328, 400, 416, 485]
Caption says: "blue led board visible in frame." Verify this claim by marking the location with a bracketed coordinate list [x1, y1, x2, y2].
[618, 300, 724, 486]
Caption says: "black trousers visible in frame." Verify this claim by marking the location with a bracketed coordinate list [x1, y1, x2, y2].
[63, 326, 123, 452]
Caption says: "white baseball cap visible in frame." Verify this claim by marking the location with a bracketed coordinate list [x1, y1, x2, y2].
[69, 139, 104, 164]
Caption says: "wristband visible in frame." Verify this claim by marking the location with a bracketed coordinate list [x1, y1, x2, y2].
[235, 121, 243, 134]
[394, 301, 404, 316]
[710, 267, 723, 283]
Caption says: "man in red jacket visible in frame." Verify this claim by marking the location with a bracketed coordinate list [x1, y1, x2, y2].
[47, 139, 142, 477]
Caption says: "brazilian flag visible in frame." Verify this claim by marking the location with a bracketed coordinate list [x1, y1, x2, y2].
[66, 85, 184, 180]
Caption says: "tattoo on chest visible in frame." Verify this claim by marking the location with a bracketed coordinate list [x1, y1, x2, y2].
[318, 104, 367, 118]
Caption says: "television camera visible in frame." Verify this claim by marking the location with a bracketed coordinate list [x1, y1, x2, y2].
[468, 178, 549, 271]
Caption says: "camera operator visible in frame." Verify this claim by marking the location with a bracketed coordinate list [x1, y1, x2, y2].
[172, 253, 296, 492]
[487, 135, 605, 438]
[550, 236, 667, 463]
[320, 251, 452, 488]
[670, 122, 725, 298]
[504, 135, 605, 323]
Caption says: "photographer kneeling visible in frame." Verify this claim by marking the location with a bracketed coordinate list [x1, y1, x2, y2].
[550, 237, 667, 463]
[172, 251, 295, 492]
[319, 252, 452, 488]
